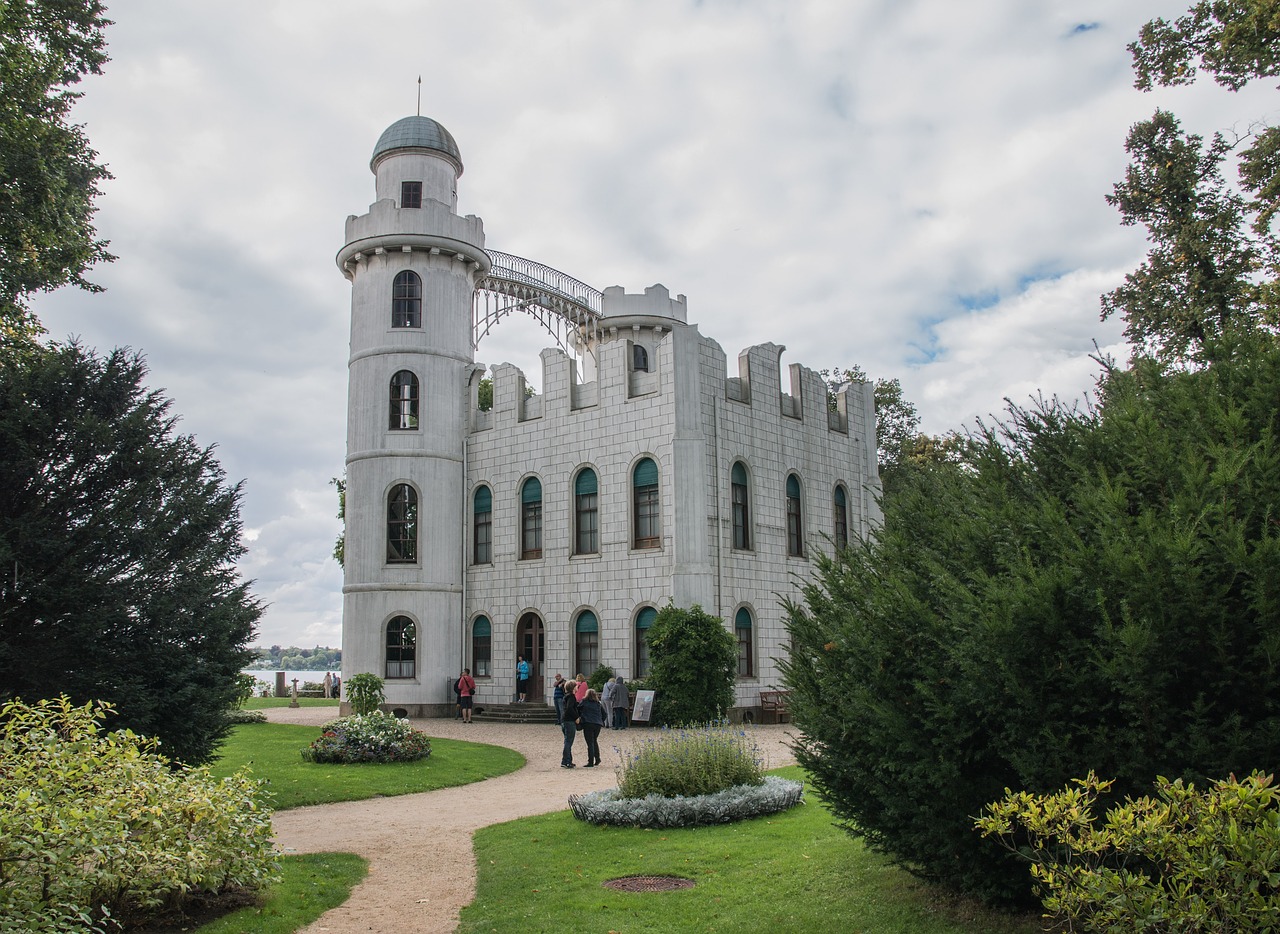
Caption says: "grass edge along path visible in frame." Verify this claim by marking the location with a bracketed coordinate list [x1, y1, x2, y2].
[190, 852, 367, 934]
[458, 766, 1045, 934]
[208, 722, 527, 810]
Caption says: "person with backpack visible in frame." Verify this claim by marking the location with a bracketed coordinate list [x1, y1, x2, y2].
[457, 668, 476, 723]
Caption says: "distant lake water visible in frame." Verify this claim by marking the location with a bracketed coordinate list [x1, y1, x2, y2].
[242, 669, 339, 690]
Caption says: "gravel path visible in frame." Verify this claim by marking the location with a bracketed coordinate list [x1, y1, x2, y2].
[266, 706, 800, 933]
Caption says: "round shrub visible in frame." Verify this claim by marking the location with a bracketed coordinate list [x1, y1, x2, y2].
[303, 711, 431, 764]
[617, 722, 764, 799]
[570, 776, 804, 827]
[644, 605, 736, 726]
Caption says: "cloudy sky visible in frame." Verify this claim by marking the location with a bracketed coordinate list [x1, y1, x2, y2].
[32, 1, 1273, 649]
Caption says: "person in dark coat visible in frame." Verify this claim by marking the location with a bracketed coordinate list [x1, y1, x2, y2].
[578, 688, 607, 768]
[610, 676, 629, 730]
[560, 680, 580, 768]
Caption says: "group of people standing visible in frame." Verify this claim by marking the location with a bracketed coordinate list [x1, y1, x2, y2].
[553, 673, 630, 769]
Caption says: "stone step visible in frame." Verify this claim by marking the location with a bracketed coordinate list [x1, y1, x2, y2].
[474, 702, 559, 723]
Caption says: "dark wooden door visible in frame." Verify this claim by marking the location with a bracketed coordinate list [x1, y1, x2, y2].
[516, 612, 545, 701]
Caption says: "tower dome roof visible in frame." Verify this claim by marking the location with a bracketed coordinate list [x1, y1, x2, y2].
[371, 116, 462, 172]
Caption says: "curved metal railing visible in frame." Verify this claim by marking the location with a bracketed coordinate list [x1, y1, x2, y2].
[474, 250, 604, 356]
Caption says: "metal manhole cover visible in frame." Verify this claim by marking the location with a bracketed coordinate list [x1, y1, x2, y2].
[602, 875, 696, 893]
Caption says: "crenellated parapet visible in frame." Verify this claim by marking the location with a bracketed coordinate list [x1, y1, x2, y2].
[338, 199, 488, 280]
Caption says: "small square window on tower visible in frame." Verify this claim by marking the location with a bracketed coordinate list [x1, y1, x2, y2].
[401, 181, 422, 209]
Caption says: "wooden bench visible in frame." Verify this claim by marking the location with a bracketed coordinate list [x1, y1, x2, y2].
[759, 690, 791, 724]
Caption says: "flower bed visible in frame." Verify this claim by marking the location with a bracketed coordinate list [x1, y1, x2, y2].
[569, 775, 803, 827]
[302, 711, 431, 764]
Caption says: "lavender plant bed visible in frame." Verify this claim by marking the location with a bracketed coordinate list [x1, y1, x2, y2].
[568, 776, 804, 827]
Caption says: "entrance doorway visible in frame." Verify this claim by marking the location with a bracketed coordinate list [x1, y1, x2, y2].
[516, 612, 545, 701]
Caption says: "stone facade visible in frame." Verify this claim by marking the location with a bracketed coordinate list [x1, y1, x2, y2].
[339, 116, 882, 718]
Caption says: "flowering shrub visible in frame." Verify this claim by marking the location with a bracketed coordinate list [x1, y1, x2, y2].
[0, 697, 278, 934]
[302, 711, 431, 764]
[570, 776, 803, 827]
[617, 721, 764, 799]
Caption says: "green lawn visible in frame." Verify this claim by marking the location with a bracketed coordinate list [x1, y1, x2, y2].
[457, 767, 1045, 934]
[193, 853, 367, 934]
[208, 721, 526, 810]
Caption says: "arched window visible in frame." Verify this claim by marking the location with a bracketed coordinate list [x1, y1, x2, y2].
[389, 370, 419, 430]
[472, 486, 492, 565]
[632, 457, 659, 549]
[392, 270, 421, 328]
[386, 484, 418, 563]
[735, 607, 754, 677]
[833, 485, 848, 549]
[386, 616, 416, 679]
[635, 606, 657, 678]
[731, 462, 751, 550]
[633, 344, 649, 372]
[471, 616, 492, 678]
[520, 477, 542, 560]
[786, 473, 804, 557]
[574, 468, 598, 555]
[575, 610, 600, 676]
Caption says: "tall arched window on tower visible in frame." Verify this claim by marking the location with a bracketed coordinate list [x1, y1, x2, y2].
[634, 606, 656, 678]
[731, 462, 751, 551]
[520, 477, 543, 560]
[386, 483, 418, 563]
[833, 484, 849, 549]
[574, 467, 598, 555]
[392, 270, 421, 328]
[632, 457, 659, 549]
[786, 473, 805, 557]
[632, 344, 649, 372]
[386, 616, 416, 678]
[472, 486, 492, 565]
[471, 616, 491, 677]
[735, 607, 754, 677]
[575, 610, 599, 676]
[388, 370, 419, 430]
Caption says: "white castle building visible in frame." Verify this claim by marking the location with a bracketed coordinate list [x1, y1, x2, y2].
[338, 114, 883, 718]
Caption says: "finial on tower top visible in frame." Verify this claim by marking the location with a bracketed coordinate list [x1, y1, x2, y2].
[416, 76, 422, 116]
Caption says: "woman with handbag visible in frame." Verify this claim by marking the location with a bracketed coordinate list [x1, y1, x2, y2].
[578, 688, 607, 768]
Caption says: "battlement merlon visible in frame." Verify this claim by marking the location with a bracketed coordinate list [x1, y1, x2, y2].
[600, 284, 688, 326]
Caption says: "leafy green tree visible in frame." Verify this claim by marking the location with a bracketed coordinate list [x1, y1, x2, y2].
[0, 343, 261, 765]
[784, 333, 1280, 904]
[822, 365, 961, 493]
[645, 604, 737, 727]
[0, 0, 115, 343]
[330, 474, 345, 566]
[1103, 0, 1280, 361]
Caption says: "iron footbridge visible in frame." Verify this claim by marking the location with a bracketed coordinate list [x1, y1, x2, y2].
[475, 251, 603, 360]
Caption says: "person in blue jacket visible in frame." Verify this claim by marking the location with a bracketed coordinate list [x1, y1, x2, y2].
[516, 655, 531, 703]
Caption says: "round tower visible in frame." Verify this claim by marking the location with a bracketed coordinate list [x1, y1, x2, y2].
[337, 115, 489, 715]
